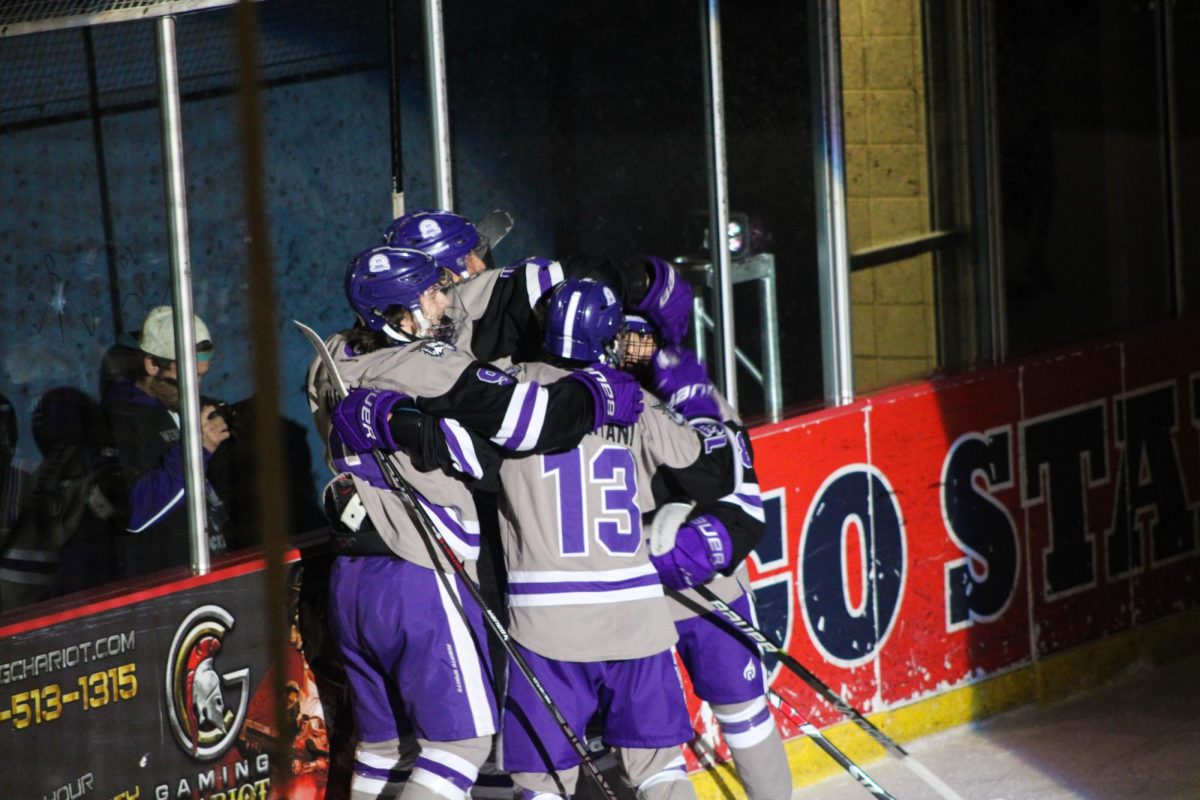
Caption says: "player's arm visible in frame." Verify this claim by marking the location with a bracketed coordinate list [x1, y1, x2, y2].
[415, 360, 638, 453]
[646, 419, 765, 590]
[330, 360, 641, 460]
[467, 257, 564, 363]
[328, 400, 502, 492]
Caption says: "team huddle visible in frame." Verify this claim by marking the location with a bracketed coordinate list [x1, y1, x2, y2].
[304, 210, 791, 800]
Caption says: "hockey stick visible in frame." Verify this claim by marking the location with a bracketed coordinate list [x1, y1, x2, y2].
[295, 321, 618, 800]
[766, 690, 896, 800]
[689, 584, 967, 800]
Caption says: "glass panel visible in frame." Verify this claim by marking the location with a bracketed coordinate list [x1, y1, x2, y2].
[440, 0, 820, 424]
[841, 0, 939, 392]
[0, 0, 389, 615]
[996, 0, 1170, 356]
[441, 2, 706, 261]
[0, 21, 160, 609]
[723, 1, 819, 420]
[172, 1, 384, 550]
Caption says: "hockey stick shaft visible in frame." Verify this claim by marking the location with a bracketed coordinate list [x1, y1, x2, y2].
[766, 691, 896, 800]
[691, 584, 966, 800]
[296, 321, 617, 800]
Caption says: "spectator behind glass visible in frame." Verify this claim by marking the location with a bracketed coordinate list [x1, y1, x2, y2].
[0, 392, 20, 538]
[102, 306, 233, 579]
[0, 388, 126, 611]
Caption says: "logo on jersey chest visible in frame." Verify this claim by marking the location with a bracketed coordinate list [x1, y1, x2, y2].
[420, 341, 454, 358]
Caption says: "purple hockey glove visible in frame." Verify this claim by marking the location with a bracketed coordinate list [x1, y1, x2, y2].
[649, 514, 733, 591]
[652, 346, 720, 421]
[634, 256, 693, 345]
[330, 387, 413, 453]
[569, 362, 644, 428]
[328, 428, 390, 489]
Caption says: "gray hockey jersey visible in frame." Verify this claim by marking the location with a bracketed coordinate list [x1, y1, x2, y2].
[666, 391, 765, 622]
[497, 361, 718, 662]
[306, 333, 486, 575]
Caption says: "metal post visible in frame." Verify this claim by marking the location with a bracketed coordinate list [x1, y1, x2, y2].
[156, 15, 209, 574]
[388, 0, 405, 219]
[423, 0, 453, 210]
[970, 0, 1006, 364]
[758, 272, 782, 421]
[810, 0, 854, 406]
[701, 0, 737, 411]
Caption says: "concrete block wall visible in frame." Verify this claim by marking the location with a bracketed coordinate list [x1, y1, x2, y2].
[841, 0, 938, 391]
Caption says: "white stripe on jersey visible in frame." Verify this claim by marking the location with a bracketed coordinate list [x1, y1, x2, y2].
[441, 418, 484, 478]
[724, 482, 765, 522]
[416, 496, 482, 561]
[507, 584, 664, 607]
[507, 563, 659, 583]
[524, 260, 565, 308]
[432, 581, 496, 737]
[492, 382, 549, 452]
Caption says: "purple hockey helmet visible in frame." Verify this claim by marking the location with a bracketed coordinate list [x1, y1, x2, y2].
[543, 277, 625, 363]
[384, 209, 481, 278]
[345, 245, 446, 335]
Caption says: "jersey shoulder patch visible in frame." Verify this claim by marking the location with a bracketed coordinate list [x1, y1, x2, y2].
[475, 365, 515, 385]
[418, 340, 456, 358]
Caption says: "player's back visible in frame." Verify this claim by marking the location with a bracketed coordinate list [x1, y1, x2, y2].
[496, 360, 703, 662]
[306, 332, 483, 573]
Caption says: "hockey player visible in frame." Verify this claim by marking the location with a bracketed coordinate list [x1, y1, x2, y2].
[309, 246, 645, 800]
[491, 278, 761, 800]
[383, 209, 694, 366]
[620, 317, 793, 800]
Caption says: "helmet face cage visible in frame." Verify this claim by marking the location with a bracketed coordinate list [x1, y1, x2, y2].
[345, 246, 447, 334]
[617, 315, 658, 370]
[544, 278, 625, 363]
[385, 209, 480, 277]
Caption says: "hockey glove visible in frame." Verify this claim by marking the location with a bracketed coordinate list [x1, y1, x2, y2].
[633, 256, 693, 345]
[569, 363, 644, 428]
[652, 346, 720, 421]
[649, 513, 733, 591]
[330, 387, 415, 453]
[328, 428, 390, 489]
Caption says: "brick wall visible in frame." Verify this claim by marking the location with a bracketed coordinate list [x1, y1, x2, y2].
[841, 0, 938, 391]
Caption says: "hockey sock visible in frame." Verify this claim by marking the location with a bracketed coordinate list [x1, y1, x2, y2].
[352, 736, 419, 800]
[712, 698, 792, 800]
[402, 736, 492, 800]
[618, 747, 695, 800]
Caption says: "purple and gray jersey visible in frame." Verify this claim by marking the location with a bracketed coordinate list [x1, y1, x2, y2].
[665, 390, 765, 621]
[496, 361, 736, 662]
[305, 331, 598, 571]
[445, 258, 565, 363]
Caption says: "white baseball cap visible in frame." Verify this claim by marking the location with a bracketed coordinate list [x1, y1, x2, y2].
[137, 306, 213, 361]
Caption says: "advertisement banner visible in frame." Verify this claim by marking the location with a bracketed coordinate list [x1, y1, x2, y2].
[0, 555, 343, 800]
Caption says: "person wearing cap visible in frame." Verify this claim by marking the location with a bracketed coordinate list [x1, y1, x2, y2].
[101, 305, 232, 578]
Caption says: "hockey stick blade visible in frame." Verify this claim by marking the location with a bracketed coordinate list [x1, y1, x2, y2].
[295, 320, 349, 399]
[767, 692, 896, 800]
[476, 209, 513, 252]
[294, 321, 619, 800]
[689, 584, 967, 800]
